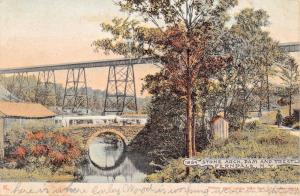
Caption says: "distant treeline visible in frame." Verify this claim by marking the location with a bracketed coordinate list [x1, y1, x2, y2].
[0, 75, 149, 114]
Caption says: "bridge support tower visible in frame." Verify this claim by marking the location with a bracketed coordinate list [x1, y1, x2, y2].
[62, 68, 89, 113]
[104, 63, 137, 114]
[35, 70, 58, 106]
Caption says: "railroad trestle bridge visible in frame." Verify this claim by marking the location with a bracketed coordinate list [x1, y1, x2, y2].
[0, 57, 158, 114]
[0, 42, 299, 114]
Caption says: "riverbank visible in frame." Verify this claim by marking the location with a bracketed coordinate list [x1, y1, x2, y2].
[145, 124, 300, 183]
[0, 168, 74, 182]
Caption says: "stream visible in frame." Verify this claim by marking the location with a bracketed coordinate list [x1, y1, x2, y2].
[79, 136, 153, 183]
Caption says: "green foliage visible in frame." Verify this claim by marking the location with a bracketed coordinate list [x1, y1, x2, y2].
[217, 166, 300, 183]
[279, 57, 299, 90]
[130, 71, 211, 165]
[146, 124, 300, 183]
[278, 56, 300, 115]
[129, 89, 187, 165]
[222, 8, 284, 129]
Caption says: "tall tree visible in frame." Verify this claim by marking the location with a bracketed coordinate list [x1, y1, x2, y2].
[221, 8, 282, 130]
[93, 1, 236, 173]
[279, 57, 300, 116]
[255, 32, 281, 113]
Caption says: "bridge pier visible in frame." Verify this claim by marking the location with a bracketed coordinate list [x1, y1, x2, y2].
[23, 72, 35, 101]
[62, 68, 89, 113]
[35, 70, 57, 106]
[104, 64, 137, 114]
[14, 73, 25, 100]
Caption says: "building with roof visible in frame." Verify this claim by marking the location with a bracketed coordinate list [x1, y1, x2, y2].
[0, 101, 56, 159]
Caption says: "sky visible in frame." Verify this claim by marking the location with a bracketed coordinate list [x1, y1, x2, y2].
[0, 0, 299, 96]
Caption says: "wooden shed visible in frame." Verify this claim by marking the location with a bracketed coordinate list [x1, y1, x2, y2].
[0, 101, 56, 159]
[210, 115, 229, 140]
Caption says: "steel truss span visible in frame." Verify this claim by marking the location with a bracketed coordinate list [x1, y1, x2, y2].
[0, 57, 155, 74]
[279, 42, 300, 53]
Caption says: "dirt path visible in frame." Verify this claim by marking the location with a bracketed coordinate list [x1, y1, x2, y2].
[268, 125, 300, 138]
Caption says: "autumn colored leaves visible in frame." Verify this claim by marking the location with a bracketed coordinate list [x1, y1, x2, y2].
[12, 131, 81, 168]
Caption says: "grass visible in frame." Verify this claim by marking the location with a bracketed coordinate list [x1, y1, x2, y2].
[0, 168, 74, 182]
[145, 124, 300, 183]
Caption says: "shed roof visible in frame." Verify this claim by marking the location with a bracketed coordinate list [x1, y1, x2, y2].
[0, 101, 56, 118]
[211, 115, 228, 123]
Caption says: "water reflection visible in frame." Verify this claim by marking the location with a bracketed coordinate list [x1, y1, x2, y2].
[80, 136, 152, 183]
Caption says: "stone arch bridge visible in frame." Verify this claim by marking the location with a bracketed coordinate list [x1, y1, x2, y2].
[68, 125, 144, 147]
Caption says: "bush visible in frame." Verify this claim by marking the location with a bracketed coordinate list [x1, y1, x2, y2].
[245, 120, 261, 130]
[256, 130, 290, 145]
[6, 130, 84, 172]
[283, 115, 297, 127]
[229, 131, 249, 141]
[128, 91, 187, 166]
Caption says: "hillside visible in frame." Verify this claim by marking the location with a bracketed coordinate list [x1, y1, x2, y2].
[0, 86, 19, 101]
[145, 124, 300, 183]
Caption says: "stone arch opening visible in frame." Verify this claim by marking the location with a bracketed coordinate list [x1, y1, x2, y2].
[87, 129, 128, 148]
[87, 129, 128, 171]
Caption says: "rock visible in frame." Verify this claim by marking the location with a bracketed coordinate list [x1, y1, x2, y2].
[73, 170, 83, 181]
[4, 161, 18, 169]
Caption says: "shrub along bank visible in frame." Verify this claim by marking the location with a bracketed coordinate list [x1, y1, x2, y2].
[1, 124, 86, 182]
[145, 124, 300, 183]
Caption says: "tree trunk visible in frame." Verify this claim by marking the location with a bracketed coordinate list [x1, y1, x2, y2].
[192, 99, 196, 156]
[224, 91, 227, 118]
[259, 100, 262, 117]
[185, 81, 193, 175]
[266, 66, 270, 111]
[289, 89, 292, 116]
[241, 115, 246, 131]
[241, 89, 246, 131]
[201, 106, 206, 131]
[259, 81, 263, 117]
